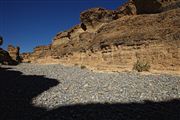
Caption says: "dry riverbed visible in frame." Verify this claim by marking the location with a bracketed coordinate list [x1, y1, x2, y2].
[1, 63, 180, 120]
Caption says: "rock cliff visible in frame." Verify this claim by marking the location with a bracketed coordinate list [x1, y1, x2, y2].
[22, 0, 180, 74]
[0, 37, 19, 65]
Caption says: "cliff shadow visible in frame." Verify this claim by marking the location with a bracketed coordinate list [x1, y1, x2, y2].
[0, 67, 59, 120]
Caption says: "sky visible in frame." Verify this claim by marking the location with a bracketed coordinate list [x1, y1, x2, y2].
[0, 0, 127, 53]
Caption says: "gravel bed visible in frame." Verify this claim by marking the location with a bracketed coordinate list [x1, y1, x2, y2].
[1, 63, 180, 120]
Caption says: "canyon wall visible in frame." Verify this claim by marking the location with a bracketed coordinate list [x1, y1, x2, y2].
[22, 0, 180, 74]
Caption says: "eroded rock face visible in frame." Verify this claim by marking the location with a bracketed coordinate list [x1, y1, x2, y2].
[117, 0, 180, 15]
[52, 25, 85, 47]
[42, 8, 179, 73]
[21, 45, 52, 63]
[133, 0, 162, 14]
[80, 8, 122, 30]
[8, 45, 21, 62]
[20, 53, 32, 63]
[117, 0, 137, 15]
[22, 0, 180, 74]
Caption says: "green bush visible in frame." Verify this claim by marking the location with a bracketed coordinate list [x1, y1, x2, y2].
[133, 60, 150, 72]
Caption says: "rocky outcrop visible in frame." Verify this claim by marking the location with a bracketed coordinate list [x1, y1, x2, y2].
[117, 0, 180, 15]
[22, 0, 180, 74]
[133, 0, 180, 14]
[117, 0, 137, 15]
[8, 45, 21, 62]
[0, 38, 18, 65]
[20, 52, 31, 63]
[21, 45, 52, 63]
[0, 48, 17, 65]
[32, 45, 51, 58]
[52, 25, 84, 47]
[80, 8, 121, 30]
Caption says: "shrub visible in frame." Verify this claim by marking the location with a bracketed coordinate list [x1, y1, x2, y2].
[81, 65, 86, 69]
[133, 60, 150, 72]
[74, 63, 79, 66]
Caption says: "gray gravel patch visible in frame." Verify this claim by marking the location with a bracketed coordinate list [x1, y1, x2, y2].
[3, 63, 179, 109]
[1, 63, 180, 120]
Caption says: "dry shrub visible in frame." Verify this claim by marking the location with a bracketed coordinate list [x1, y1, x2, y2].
[133, 60, 150, 72]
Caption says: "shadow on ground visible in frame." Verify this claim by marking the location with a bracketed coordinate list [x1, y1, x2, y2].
[0, 67, 59, 120]
[0, 67, 179, 120]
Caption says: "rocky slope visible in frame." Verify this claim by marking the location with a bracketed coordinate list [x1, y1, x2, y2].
[21, 0, 180, 74]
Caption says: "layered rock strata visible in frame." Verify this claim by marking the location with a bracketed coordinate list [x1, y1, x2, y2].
[22, 0, 180, 74]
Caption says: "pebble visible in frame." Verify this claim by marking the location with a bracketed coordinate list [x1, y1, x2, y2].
[2, 63, 180, 110]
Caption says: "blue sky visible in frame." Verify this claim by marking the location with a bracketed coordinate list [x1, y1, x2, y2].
[0, 0, 127, 53]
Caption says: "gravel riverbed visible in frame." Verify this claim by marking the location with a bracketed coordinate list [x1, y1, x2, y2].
[1, 63, 180, 120]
